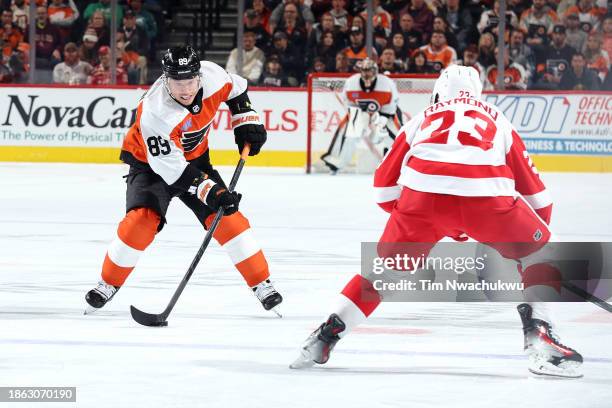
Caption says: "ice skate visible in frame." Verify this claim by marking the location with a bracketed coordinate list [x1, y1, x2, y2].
[517, 303, 583, 378]
[290, 314, 346, 369]
[252, 279, 283, 317]
[84, 281, 119, 314]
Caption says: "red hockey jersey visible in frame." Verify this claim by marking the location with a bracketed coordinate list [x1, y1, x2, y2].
[373, 96, 552, 223]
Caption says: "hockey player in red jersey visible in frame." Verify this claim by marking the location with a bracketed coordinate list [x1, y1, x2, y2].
[291, 65, 583, 377]
[85, 46, 282, 315]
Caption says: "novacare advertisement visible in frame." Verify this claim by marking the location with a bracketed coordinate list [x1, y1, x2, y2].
[0, 85, 610, 171]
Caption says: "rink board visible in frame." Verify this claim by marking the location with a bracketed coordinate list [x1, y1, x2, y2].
[0, 85, 610, 171]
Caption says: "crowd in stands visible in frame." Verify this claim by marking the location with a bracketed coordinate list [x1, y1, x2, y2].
[0, 0, 163, 84]
[227, 0, 612, 90]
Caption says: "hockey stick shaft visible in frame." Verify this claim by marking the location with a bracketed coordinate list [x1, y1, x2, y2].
[562, 282, 612, 313]
[131, 144, 251, 326]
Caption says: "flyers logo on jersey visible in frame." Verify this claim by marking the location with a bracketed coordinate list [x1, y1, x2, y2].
[357, 99, 381, 113]
[181, 122, 212, 152]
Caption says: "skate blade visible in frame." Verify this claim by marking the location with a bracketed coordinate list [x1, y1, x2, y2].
[529, 361, 583, 378]
[83, 305, 99, 315]
[271, 306, 282, 318]
[289, 349, 315, 369]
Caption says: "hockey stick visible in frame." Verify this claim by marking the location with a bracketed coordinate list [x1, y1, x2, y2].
[562, 282, 612, 313]
[130, 144, 251, 327]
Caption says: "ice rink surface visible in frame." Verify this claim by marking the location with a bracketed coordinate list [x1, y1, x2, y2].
[1, 163, 611, 408]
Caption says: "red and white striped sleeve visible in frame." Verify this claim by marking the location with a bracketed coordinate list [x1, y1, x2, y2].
[505, 130, 553, 224]
[373, 129, 410, 212]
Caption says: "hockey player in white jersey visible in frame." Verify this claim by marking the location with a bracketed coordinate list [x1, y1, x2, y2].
[292, 65, 583, 378]
[321, 58, 402, 174]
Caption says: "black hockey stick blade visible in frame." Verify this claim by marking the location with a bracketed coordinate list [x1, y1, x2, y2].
[130, 305, 169, 327]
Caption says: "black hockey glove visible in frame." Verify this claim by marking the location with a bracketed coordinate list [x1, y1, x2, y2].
[234, 123, 267, 156]
[196, 178, 241, 215]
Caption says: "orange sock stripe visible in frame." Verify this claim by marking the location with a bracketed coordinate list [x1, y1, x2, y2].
[102, 253, 134, 287]
[208, 211, 251, 245]
[235, 250, 270, 287]
[117, 208, 160, 250]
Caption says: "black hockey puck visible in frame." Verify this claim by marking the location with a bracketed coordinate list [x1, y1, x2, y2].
[152, 321, 168, 327]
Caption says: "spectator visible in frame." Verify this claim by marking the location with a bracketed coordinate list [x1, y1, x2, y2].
[86, 10, 110, 46]
[484, 47, 529, 90]
[437, 0, 475, 51]
[334, 49, 350, 73]
[359, 0, 392, 37]
[307, 11, 333, 53]
[8, 41, 29, 82]
[311, 30, 340, 71]
[478, 32, 497, 68]
[79, 29, 100, 66]
[507, 29, 535, 75]
[1, 9, 23, 57]
[457, 44, 486, 83]
[390, 32, 411, 63]
[563, 0, 606, 34]
[252, 0, 272, 34]
[508, 0, 530, 20]
[118, 10, 149, 85]
[259, 55, 291, 87]
[83, 0, 123, 27]
[559, 52, 601, 89]
[417, 30, 457, 72]
[519, 0, 559, 49]
[87, 45, 128, 85]
[378, 47, 402, 73]
[269, 30, 301, 85]
[329, 0, 350, 33]
[532, 24, 575, 88]
[602, 69, 612, 90]
[115, 33, 142, 84]
[29, 6, 62, 69]
[0, 54, 12, 83]
[342, 26, 377, 71]
[310, 0, 333, 22]
[583, 32, 610, 82]
[52, 41, 92, 84]
[274, 2, 308, 49]
[394, 13, 422, 51]
[226, 30, 265, 85]
[128, 0, 157, 41]
[48, 0, 79, 44]
[406, 49, 433, 73]
[478, 0, 519, 36]
[270, 0, 315, 34]
[603, 16, 612, 61]
[238, 9, 271, 52]
[564, 12, 588, 52]
[431, 16, 459, 51]
[11, 0, 28, 32]
[406, 0, 434, 41]
[310, 55, 328, 73]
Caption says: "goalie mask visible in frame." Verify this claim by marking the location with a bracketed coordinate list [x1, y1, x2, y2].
[431, 64, 482, 104]
[358, 58, 378, 90]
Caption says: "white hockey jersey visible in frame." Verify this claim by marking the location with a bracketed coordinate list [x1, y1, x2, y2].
[373, 96, 552, 222]
[341, 73, 399, 117]
[121, 61, 248, 191]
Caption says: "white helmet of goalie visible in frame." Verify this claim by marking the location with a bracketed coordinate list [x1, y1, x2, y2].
[431, 64, 482, 104]
[358, 58, 378, 88]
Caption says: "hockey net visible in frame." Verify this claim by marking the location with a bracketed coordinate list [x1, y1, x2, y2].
[306, 73, 438, 174]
